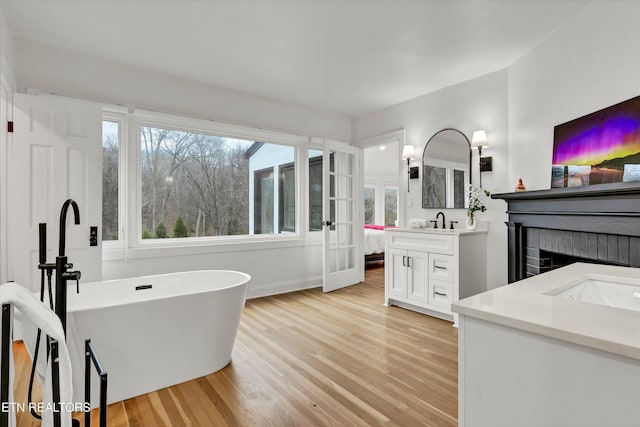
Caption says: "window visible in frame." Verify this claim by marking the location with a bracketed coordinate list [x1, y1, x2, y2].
[254, 167, 274, 234]
[309, 149, 323, 231]
[249, 143, 296, 235]
[102, 119, 120, 241]
[279, 162, 295, 232]
[384, 186, 398, 227]
[364, 186, 375, 224]
[140, 124, 296, 239]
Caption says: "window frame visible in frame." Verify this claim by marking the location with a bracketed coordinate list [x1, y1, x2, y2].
[278, 161, 296, 233]
[130, 110, 308, 253]
[383, 184, 399, 227]
[363, 184, 376, 225]
[308, 152, 324, 232]
[101, 109, 127, 249]
[254, 166, 275, 234]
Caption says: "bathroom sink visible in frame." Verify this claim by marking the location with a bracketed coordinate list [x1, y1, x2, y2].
[550, 274, 640, 312]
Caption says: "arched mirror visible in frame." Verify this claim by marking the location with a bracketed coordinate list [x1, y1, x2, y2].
[422, 128, 471, 209]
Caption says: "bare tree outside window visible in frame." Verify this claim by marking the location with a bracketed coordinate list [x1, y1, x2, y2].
[140, 126, 251, 238]
[102, 120, 119, 240]
[384, 186, 398, 226]
[364, 187, 375, 224]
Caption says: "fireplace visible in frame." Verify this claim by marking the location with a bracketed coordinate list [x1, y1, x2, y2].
[493, 182, 640, 283]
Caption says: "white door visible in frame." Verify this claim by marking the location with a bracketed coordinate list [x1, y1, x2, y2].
[322, 140, 362, 292]
[9, 94, 103, 291]
[0, 77, 12, 283]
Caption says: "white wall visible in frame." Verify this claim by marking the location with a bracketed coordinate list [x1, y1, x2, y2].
[10, 39, 355, 297]
[354, 1, 640, 290]
[0, 7, 15, 85]
[9, 1, 640, 296]
[508, 1, 640, 190]
[354, 70, 509, 289]
[103, 241, 323, 298]
[14, 39, 352, 142]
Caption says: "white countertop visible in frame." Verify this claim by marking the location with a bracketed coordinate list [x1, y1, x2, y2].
[388, 226, 488, 236]
[452, 263, 640, 360]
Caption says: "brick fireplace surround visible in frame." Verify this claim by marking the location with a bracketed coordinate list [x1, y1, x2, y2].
[493, 182, 640, 283]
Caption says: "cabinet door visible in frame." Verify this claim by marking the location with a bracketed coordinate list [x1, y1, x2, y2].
[387, 248, 408, 298]
[407, 250, 428, 303]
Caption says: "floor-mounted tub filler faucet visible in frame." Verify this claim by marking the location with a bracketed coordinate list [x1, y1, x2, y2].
[56, 199, 82, 333]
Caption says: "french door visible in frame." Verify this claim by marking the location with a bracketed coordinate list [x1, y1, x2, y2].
[322, 140, 363, 292]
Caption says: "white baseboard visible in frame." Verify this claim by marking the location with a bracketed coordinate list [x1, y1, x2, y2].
[247, 276, 322, 299]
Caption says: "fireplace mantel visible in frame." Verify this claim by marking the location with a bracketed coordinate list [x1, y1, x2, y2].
[493, 182, 640, 283]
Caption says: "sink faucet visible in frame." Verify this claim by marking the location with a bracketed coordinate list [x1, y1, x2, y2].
[55, 199, 82, 334]
[436, 211, 446, 229]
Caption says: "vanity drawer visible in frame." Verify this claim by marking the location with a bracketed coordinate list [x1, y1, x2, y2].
[429, 279, 453, 310]
[387, 231, 453, 255]
[429, 253, 454, 282]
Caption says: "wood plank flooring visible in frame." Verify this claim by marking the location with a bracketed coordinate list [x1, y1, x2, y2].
[13, 264, 458, 426]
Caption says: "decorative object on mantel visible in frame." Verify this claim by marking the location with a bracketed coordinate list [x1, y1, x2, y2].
[551, 94, 640, 189]
[466, 185, 490, 230]
[515, 178, 526, 192]
[401, 144, 416, 192]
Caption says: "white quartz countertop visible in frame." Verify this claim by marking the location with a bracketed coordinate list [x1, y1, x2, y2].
[388, 226, 488, 236]
[452, 263, 640, 360]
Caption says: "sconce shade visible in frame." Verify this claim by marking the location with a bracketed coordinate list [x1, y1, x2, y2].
[471, 130, 488, 149]
[401, 144, 416, 160]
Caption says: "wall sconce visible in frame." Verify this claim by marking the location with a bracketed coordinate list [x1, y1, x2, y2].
[471, 130, 492, 187]
[401, 144, 416, 192]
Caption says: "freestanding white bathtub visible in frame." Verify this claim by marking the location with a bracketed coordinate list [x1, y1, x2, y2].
[20, 270, 250, 405]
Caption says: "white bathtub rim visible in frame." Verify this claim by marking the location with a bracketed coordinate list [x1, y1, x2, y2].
[67, 269, 251, 312]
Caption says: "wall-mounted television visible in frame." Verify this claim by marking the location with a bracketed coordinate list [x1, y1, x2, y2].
[551, 95, 640, 188]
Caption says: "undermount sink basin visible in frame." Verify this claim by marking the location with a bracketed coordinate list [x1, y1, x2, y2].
[550, 274, 640, 312]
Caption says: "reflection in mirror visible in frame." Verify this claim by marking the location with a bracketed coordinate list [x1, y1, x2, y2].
[422, 129, 471, 209]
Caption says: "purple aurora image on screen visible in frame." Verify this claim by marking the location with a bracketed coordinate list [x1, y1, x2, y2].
[551, 95, 640, 187]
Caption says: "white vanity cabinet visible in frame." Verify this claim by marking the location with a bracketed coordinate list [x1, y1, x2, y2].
[387, 248, 429, 303]
[384, 228, 487, 322]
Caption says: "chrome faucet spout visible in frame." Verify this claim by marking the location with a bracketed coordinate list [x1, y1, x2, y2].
[59, 199, 80, 257]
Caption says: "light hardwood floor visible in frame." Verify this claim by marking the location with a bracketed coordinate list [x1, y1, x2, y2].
[13, 264, 458, 426]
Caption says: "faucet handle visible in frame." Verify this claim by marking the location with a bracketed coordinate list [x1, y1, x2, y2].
[430, 220, 438, 229]
[449, 221, 458, 230]
[72, 271, 81, 293]
[64, 270, 82, 293]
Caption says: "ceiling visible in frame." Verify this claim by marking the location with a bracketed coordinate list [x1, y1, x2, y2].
[2, 0, 588, 118]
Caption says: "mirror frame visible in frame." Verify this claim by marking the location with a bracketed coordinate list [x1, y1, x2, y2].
[421, 128, 472, 209]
